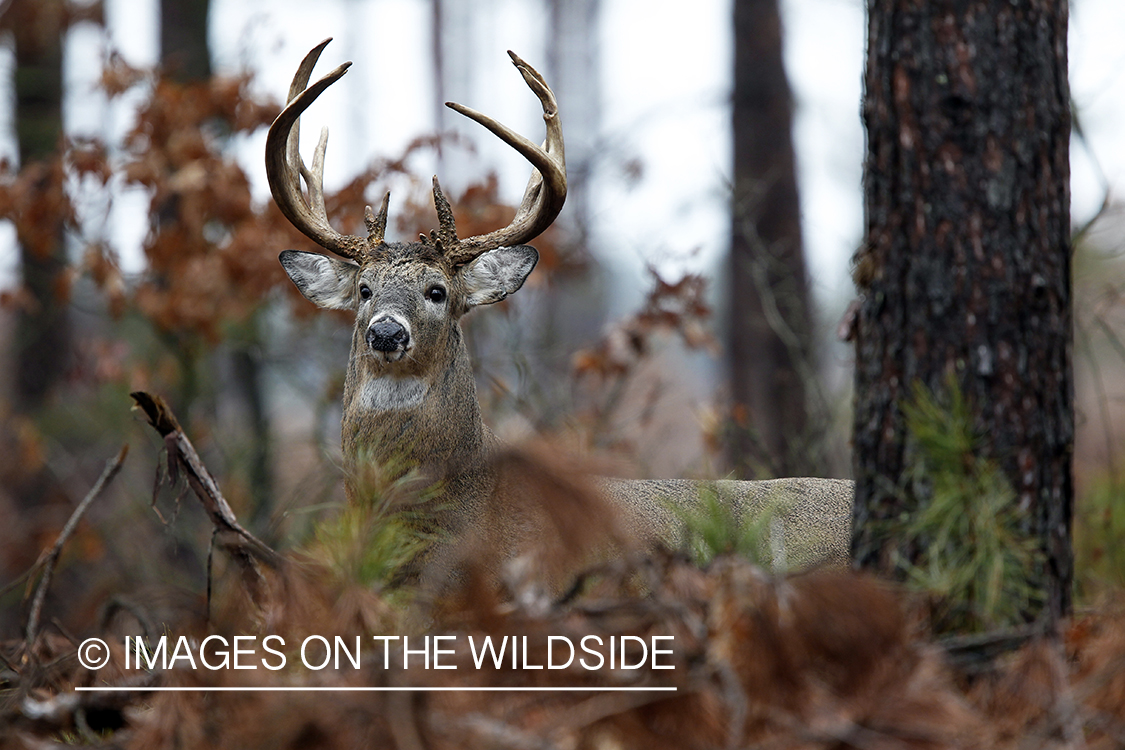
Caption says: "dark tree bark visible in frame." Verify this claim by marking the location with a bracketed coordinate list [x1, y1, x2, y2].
[160, 0, 211, 82]
[9, 0, 68, 410]
[852, 0, 1072, 623]
[727, 0, 817, 477]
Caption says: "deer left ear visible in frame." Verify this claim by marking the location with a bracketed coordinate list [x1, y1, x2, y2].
[460, 245, 539, 307]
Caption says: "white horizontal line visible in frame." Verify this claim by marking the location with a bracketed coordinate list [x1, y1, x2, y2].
[75, 686, 677, 693]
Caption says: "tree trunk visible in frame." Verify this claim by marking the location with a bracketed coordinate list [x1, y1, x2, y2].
[160, 0, 211, 81]
[158, 0, 274, 528]
[852, 0, 1072, 623]
[727, 0, 816, 478]
[11, 0, 68, 410]
[547, 0, 599, 250]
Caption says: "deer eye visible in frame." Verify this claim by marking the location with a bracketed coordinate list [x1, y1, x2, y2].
[426, 285, 447, 304]
[359, 284, 372, 301]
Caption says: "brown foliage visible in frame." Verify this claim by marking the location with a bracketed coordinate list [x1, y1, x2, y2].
[0, 431, 1003, 749]
[111, 68, 291, 340]
[9, 431, 1125, 750]
[0, 159, 72, 269]
[2, 53, 574, 344]
[2, 546, 1000, 750]
[573, 267, 715, 381]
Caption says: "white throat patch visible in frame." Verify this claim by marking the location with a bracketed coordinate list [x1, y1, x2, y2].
[358, 376, 429, 412]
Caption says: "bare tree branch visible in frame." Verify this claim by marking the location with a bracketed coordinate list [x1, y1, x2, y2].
[129, 391, 284, 592]
[25, 445, 129, 650]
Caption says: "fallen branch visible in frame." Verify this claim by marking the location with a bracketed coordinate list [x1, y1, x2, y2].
[938, 624, 1045, 675]
[25, 445, 129, 650]
[130, 391, 284, 598]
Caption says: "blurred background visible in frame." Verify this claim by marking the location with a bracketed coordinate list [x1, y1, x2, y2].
[0, 0, 1123, 636]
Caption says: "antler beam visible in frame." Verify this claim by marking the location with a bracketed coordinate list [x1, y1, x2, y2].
[267, 42, 565, 268]
[440, 51, 567, 266]
[265, 39, 379, 260]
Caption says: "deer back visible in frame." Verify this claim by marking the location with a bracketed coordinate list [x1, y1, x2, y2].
[600, 477, 854, 570]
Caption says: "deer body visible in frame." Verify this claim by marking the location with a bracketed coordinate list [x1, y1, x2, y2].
[270, 40, 854, 573]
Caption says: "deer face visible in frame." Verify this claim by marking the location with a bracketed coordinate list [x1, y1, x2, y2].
[280, 242, 538, 376]
[267, 39, 563, 406]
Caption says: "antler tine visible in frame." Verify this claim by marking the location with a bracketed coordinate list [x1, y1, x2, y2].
[364, 192, 391, 245]
[441, 51, 567, 265]
[266, 39, 369, 261]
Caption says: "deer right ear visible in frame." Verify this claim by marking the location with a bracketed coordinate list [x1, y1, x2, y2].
[459, 245, 539, 307]
[279, 250, 359, 311]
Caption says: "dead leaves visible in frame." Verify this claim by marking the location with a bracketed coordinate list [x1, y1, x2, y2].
[573, 267, 715, 380]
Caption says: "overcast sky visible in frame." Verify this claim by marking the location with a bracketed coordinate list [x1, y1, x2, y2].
[2, 0, 1123, 321]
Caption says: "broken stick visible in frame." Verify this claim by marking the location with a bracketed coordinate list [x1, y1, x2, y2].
[130, 391, 284, 582]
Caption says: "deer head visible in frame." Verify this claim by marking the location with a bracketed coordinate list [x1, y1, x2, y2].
[268, 39, 566, 499]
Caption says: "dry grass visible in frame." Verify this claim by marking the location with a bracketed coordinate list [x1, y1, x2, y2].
[3, 447, 1125, 750]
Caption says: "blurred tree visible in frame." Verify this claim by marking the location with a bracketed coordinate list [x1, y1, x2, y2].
[161, 0, 210, 82]
[727, 0, 818, 478]
[429, 0, 599, 438]
[0, 0, 102, 636]
[547, 0, 599, 251]
[4, 0, 70, 411]
[155, 0, 277, 530]
[852, 0, 1072, 624]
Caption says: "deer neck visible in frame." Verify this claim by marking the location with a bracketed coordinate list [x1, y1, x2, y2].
[340, 324, 490, 479]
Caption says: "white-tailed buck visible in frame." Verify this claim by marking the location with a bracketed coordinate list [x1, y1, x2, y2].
[269, 40, 854, 573]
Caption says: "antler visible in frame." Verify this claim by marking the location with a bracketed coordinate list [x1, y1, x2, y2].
[267, 43, 564, 267]
[437, 51, 567, 267]
[265, 39, 389, 261]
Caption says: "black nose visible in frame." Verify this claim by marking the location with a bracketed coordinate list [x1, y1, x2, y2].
[367, 317, 410, 352]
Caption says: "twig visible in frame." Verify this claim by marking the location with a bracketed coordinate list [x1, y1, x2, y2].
[98, 596, 157, 638]
[130, 391, 284, 607]
[0, 645, 17, 674]
[49, 617, 81, 648]
[131, 391, 281, 563]
[0, 557, 40, 599]
[25, 445, 129, 650]
[938, 625, 1044, 674]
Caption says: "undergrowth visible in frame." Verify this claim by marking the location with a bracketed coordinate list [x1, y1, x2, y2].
[306, 450, 443, 594]
[671, 486, 780, 569]
[895, 378, 1044, 632]
[1074, 471, 1125, 602]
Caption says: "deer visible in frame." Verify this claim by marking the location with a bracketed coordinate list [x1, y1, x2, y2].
[267, 39, 854, 578]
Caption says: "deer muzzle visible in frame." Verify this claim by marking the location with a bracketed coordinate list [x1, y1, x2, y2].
[366, 316, 411, 360]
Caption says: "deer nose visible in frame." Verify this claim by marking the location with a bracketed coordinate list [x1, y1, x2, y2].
[367, 317, 410, 352]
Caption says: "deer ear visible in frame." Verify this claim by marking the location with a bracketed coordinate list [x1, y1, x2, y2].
[460, 245, 539, 307]
[280, 250, 359, 311]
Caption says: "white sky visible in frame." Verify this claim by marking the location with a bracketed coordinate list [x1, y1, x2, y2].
[1, 0, 1123, 322]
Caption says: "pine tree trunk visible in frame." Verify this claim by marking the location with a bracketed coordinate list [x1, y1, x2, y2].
[727, 0, 816, 478]
[852, 0, 1073, 623]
